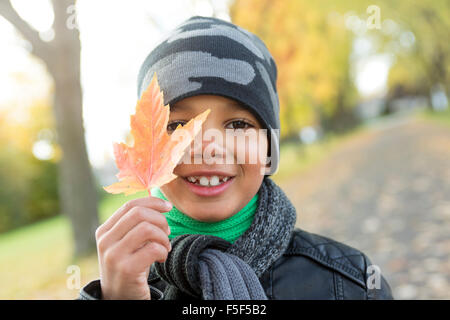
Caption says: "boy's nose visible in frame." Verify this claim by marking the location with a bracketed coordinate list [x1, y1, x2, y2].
[184, 125, 228, 165]
[196, 131, 226, 163]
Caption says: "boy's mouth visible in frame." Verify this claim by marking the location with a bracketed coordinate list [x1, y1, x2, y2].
[183, 175, 232, 187]
[180, 172, 235, 197]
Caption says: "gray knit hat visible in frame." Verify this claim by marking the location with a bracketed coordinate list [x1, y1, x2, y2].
[137, 16, 280, 174]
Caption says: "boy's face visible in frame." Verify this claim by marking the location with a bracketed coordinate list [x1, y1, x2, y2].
[160, 94, 268, 222]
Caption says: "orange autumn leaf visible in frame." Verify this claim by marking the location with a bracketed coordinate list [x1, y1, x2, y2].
[104, 73, 210, 196]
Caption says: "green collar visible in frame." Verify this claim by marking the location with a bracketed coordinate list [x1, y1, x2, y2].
[150, 187, 258, 243]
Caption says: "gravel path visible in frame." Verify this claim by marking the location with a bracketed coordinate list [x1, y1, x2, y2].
[279, 114, 450, 299]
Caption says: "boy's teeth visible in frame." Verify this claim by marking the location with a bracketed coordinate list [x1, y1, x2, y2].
[199, 176, 209, 186]
[210, 176, 220, 186]
[187, 176, 196, 183]
[186, 175, 231, 186]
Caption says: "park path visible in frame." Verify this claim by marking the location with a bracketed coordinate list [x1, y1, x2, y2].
[279, 114, 450, 299]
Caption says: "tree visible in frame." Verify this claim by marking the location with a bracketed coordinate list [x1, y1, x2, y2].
[230, 0, 358, 137]
[0, 0, 99, 258]
[0, 94, 60, 233]
[382, 0, 450, 107]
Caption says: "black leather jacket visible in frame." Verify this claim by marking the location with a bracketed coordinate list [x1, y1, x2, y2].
[79, 228, 394, 300]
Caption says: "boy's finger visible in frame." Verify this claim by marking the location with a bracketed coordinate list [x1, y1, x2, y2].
[116, 221, 171, 255]
[126, 241, 169, 275]
[96, 196, 172, 238]
[97, 206, 170, 251]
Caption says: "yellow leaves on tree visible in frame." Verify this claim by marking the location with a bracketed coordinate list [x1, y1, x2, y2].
[231, 0, 355, 136]
[104, 73, 210, 196]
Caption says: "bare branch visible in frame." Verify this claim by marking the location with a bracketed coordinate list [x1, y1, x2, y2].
[0, 0, 51, 61]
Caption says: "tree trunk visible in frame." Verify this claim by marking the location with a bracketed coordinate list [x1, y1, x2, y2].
[53, 77, 99, 258]
[51, 0, 99, 258]
[1, 0, 99, 258]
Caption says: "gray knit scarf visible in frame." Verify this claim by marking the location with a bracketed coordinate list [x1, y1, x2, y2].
[153, 177, 297, 300]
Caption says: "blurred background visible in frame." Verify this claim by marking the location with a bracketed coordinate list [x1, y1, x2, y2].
[0, 0, 449, 299]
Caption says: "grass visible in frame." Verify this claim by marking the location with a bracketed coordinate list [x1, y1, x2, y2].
[417, 107, 450, 127]
[0, 120, 374, 299]
[0, 190, 147, 299]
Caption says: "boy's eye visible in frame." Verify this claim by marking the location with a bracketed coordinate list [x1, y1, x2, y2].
[226, 120, 253, 130]
[167, 121, 186, 133]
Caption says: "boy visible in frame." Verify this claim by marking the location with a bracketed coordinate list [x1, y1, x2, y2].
[79, 16, 393, 300]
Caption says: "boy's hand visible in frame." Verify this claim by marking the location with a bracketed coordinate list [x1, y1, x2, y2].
[95, 196, 172, 300]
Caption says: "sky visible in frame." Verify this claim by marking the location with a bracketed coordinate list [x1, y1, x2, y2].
[0, 0, 390, 169]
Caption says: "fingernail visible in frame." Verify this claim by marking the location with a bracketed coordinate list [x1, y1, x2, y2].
[167, 226, 171, 235]
[164, 201, 173, 210]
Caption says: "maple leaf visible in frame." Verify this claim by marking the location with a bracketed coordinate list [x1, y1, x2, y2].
[104, 73, 210, 196]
